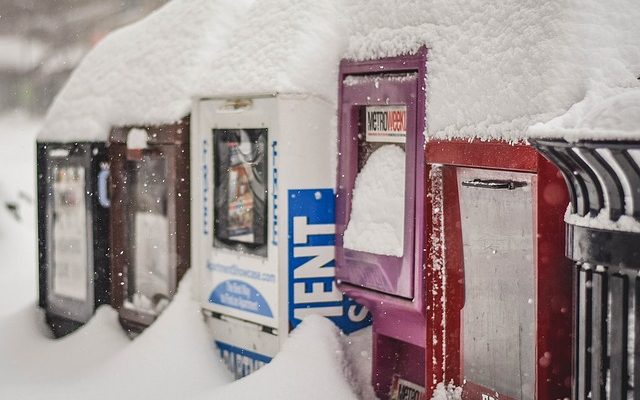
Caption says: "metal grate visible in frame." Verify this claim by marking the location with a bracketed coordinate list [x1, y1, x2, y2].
[532, 139, 640, 400]
[574, 263, 639, 400]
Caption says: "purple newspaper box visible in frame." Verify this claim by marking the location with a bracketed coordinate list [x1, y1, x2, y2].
[336, 49, 427, 399]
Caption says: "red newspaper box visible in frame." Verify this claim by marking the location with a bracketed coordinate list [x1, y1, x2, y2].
[425, 140, 572, 400]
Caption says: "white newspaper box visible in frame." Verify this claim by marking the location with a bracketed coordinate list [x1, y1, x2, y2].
[191, 94, 370, 378]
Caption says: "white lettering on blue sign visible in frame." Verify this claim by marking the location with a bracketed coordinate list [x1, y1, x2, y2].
[288, 189, 370, 334]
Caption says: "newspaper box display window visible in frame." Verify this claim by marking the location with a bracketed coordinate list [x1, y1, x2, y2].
[213, 128, 267, 256]
[37, 142, 111, 337]
[192, 95, 370, 379]
[109, 119, 190, 334]
[335, 49, 428, 400]
[425, 141, 572, 400]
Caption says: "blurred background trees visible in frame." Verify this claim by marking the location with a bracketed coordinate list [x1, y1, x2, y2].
[0, 0, 166, 115]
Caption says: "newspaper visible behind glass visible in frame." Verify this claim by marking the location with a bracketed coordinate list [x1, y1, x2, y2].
[52, 166, 88, 301]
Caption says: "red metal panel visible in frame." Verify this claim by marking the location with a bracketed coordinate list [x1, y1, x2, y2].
[424, 140, 572, 400]
[426, 140, 539, 172]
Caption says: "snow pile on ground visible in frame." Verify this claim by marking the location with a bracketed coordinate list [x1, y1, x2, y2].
[41, 272, 234, 400]
[0, 306, 129, 394]
[430, 382, 463, 400]
[199, 0, 346, 102]
[197, 316, 364, 400]
[39, 0, 253, 142]
[529, 86, 640, 141]
[0, 112, 131, 395]
[344, 0, 640, 142]
[344, 145, 406, 257]
[342, 326, 377, 400]
[0, 111, 42, 316]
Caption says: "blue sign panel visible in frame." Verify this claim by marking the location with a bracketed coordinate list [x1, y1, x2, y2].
[215, 340, 272, 379]
[287, 189, 370, 334]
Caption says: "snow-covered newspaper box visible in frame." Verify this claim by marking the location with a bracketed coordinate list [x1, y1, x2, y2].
[531, 90, 640, 400]
[109, 118, 190, 334]
[425, 140, 572, 400]
[335, 49, 428, 399]
[191, 94, 370, 378]
[37, 141, 111, 337]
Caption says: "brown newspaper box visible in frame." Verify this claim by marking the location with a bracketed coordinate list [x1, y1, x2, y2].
[109, 117, 190, 334]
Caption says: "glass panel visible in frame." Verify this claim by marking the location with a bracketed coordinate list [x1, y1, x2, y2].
[213, 128, 268, 257]
[51, 164, 89, 301]
[125, 154, 171, 316]
[343, 106, 407, 257]
[457, 168, 536, 400]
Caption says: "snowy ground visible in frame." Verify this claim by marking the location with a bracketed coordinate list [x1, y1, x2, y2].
[0, 111, 374, 399]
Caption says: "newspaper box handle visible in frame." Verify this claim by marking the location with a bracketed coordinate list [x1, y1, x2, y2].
[461, 179, 527, 190]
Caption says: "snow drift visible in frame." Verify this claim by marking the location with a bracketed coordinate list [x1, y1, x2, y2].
[198, 0, 347, 102]
[344, 0, 640, 142]
[39, 0, 253, 142]
[197, 316, 364, 400]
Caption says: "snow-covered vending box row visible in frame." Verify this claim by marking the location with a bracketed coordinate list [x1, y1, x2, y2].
[37, 119, 192, 338]
[32, 0, 640, 397]
[35, 51, 573, 399]
[35, 94, 373, 365]
[334, 49, 573, 400]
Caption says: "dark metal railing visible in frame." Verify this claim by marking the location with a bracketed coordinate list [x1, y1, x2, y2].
[533, 139, 640, 400]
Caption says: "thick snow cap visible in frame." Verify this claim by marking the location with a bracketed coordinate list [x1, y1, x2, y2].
[529, 86, 640, 141]
[198, 0, 347, 103]
[345, 0, 640, 142]
[38, 0, 253, 142]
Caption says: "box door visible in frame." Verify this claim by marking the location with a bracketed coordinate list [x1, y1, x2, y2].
[123, 150, 174, 317]
[457, 167, 536, 400]
[336, 72, 418, 299]
[45, 144, 94, 323]
[212, 128, 268, 256]
[197, 97, 279, 333]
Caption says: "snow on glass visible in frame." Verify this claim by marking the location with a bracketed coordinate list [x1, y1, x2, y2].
[343, 144, 406, 257]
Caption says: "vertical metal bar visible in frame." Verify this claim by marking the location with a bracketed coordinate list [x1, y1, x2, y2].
[610, 274, 629, 400]
[573, 264, 580, 399]
[591, 271, 608, 400]
[578, 266, 593, 400]
[634, 278, 640, 400]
